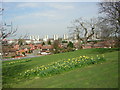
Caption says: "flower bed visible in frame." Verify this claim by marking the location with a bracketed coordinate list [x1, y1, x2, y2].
[4, 58, 32, 65]
[19, 55, 105, 78]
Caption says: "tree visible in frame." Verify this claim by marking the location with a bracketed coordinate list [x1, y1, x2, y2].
[67, 41, 74, 48]
[97, 20, 112, 40]
[53, 40, 60, 54]
[62, 41, 68, 43]
[0, 8, 17, 59]
[18, 33, 28, 47]
[68, 17, 98, 48]
[42, 42, 45, 46]
[0, 22, 17, 40]
[48, 40, 51, 45]
[98, 1, 120, 47]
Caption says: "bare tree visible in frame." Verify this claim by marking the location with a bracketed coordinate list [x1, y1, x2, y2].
[96, 18, 113, 40]
[98, 1, 120, 47]
[68, 17, 98, 48]
[52, 40, 60, 54]
[0, 8, 17, 59]
[0, 22, 17, 40]
[17, 33, 29, 50]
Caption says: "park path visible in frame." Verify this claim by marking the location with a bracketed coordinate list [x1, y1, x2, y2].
[1, 54, 45, 61]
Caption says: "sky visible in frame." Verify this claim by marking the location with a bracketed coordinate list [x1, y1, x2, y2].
[2, 2, 100, 39]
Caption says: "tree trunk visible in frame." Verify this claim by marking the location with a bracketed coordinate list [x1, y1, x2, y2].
[0, 40, 3, 59]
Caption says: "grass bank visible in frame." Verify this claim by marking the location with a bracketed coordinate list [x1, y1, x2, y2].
[2, 48, 119, 88]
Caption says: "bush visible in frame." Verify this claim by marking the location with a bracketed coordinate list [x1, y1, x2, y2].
[22, 52, 26, 55]
[67, 41, 74, 48]
[11, 56, 15, 58]
[62, 41, 68, 43]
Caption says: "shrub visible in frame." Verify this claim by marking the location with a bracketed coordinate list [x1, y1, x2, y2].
[62, 41, 68, 43]
[22, 52, 25, 55]
[67, 41, 74, 48]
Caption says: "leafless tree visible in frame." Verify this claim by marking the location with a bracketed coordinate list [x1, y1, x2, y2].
[0, 8, 17, 59]
[68, 17, 99, 48]
[18, 33, 29, 47]
[98, 1, 120, 47]
[0, 22, 17, 40]
[96, 18, 113, 39]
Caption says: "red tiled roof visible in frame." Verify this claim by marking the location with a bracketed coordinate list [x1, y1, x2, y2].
[17, 49, 25, 52]
[41, 45, 53, 49]
[36, 44, 42, 47]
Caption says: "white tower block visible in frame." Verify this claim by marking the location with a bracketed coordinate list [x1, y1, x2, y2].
[30, 36, 32, 40]
[56, 34, 58, 40]
[35, 35, 38, 40]
[63, 34, 65, 39]
[53, 34, 59, 40]
[32, 35, 35, 40]
[43, 35, 48, 41]
[53, 35, 56, 40]
[63, 34, 68, 40]
[36, 35, 39, 41]
[66, 34, 68, 39]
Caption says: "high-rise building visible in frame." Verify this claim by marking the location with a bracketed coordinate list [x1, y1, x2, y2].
[53, 34, 58, 40]
[30, 35, 40, 41]
[43, 35, 48, 41]
[63, 34, 68, 40]
[36, 35, 39, 41]
[30, 36, 32, 40]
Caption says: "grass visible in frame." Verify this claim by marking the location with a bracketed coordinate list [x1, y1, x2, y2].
[2, 48, 119, 88]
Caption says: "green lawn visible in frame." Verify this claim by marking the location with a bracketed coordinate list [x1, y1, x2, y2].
[2, 48, 119, 88]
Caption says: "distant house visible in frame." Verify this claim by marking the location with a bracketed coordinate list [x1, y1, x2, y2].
[94, 41, 113, 48]
[13, 44, 19, 50]
[36, 44, 42, 49]
[7, 48, 16, 57]
[16, 49, 28, 56]
[29, 44, 36, 50]
[82, 45, 92, 49]
[2, 45, 17, 58]
[81, 40, 115, 49]
[41, 45, 53, 53]
[82, 43, 93, 49]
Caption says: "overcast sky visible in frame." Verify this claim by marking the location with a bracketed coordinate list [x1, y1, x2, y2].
[3, 2, 99, 39]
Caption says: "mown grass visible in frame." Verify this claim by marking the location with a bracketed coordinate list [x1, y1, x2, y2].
[2, 48, 119, 88]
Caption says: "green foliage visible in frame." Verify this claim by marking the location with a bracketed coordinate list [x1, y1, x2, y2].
[28, 50, 31, 53]
[11, 56, 15, 58]
[87, 40, 104, 43]
[48, 40, 51, 45]
[19, 55, 105, 78]
[42, 42, 45, 46]
[22, 52, 25, 55]
[67, 41, 74, 48]
[62, 41, 68, 43]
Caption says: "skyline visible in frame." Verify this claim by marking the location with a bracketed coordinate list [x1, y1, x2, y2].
[3, 2, 99, 39]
